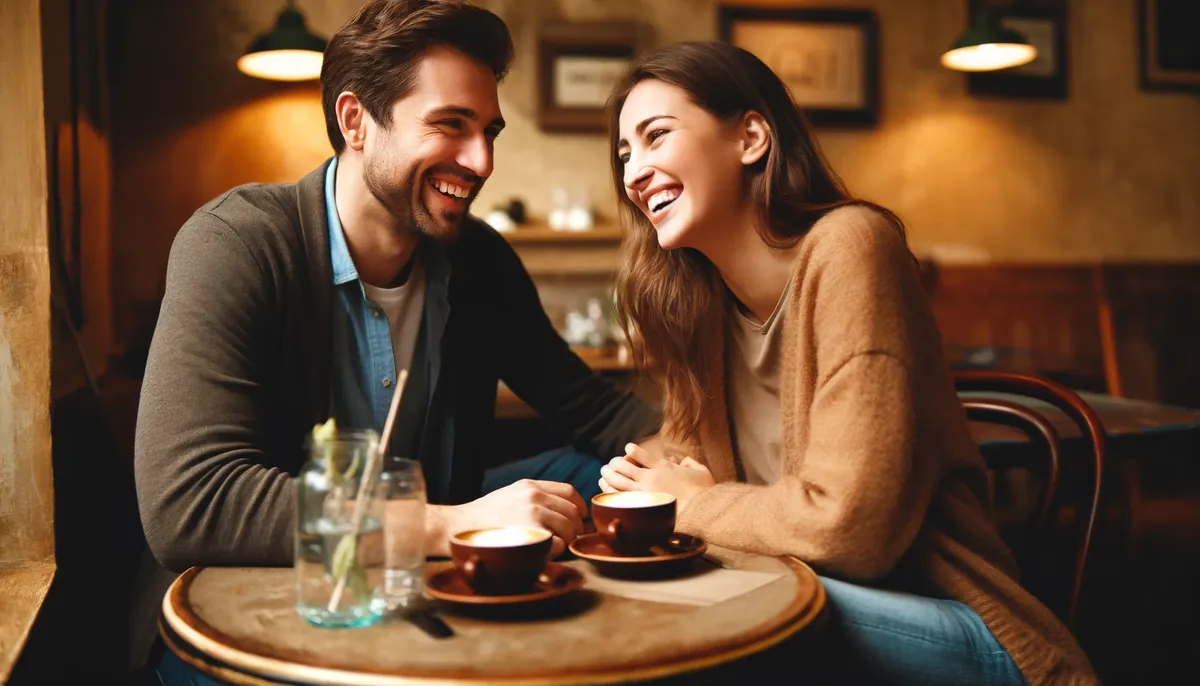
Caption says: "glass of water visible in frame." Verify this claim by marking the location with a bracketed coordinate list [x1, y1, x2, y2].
[295, 429, 386, 628]
[376, 457, 427, 612]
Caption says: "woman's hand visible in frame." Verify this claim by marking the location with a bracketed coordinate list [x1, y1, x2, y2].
[598, 443, 715, 511]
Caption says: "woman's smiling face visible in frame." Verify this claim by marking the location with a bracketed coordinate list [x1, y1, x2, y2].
[615, 79, 750, 251]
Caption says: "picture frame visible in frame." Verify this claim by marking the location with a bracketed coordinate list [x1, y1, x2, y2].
[965, 0, 1068, 100]
[535, 21, 648, 134]
[1138, 0, 1200, 92]
[717, 6, 879, 127]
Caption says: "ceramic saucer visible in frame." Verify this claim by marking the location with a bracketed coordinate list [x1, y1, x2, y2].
[425, 562, 585, 606]
[569, 532, 707, 579]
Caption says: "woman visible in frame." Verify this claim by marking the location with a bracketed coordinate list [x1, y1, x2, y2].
[599, 41, 1095, 685]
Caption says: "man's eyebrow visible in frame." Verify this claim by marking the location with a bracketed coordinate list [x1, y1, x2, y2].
[426, 106, 505, 131]
[617, 114, 675, 149]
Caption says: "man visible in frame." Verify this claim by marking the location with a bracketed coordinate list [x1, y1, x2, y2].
[134, 0, 659, 680]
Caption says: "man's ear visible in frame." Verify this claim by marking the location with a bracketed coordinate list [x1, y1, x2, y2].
[335, 91, 368, 152]
[739, 111, 770, 166]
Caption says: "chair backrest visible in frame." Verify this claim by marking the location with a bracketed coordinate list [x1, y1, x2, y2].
[962, 398, 1062, 528]
[954, 369, 1107, 628]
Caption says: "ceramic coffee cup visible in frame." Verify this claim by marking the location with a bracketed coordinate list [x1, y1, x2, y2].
[590, 491, 677, 556]
[449, 526, 553, 595]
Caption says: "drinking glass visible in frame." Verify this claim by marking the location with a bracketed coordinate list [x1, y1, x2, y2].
[376, 457, 427, 611]
[295, 429, 386, 628]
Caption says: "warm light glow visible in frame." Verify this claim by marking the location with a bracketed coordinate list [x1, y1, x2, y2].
[941, 43, 1037, 72]
[237, 49, 323, 81]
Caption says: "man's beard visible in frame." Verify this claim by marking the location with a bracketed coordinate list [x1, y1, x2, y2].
[363, 155, 469, 244]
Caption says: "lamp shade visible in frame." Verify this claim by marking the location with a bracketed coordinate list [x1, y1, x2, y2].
[237, 5, 327, 82]
[941, 7, 1037, 72]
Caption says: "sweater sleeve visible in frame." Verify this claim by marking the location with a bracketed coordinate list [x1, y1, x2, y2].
[676, 210, 940, 581]
[134, 212, 295, 571]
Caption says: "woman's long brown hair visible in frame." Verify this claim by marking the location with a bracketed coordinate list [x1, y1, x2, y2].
[608, 41, 903, 443]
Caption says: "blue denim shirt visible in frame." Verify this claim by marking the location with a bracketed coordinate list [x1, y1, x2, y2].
[325, 156, 451, 477]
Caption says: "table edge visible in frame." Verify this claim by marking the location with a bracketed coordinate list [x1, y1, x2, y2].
[161, 558, 826, 686]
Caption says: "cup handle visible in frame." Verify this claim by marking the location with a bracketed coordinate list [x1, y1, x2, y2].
[462, 555, 482, 583]
[605, 519, 622, 539]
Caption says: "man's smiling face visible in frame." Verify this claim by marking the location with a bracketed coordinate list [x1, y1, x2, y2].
[361, 44, 505, 241]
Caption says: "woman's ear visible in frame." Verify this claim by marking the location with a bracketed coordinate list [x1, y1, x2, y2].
[739, 111, 770, 166]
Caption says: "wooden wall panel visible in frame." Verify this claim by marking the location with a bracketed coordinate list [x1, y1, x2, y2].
[922, 261, 1200, 407]
[923, 263, 1107, 390]
[1097, 263, 1200, 407]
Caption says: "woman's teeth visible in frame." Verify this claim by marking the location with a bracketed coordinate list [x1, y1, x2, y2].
[430, 179, 469, 199]
[650, 188, 680, 212]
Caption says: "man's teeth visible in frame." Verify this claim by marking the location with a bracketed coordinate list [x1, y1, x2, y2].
[431, 179, 470, 199]
[650, 188, 680, 212]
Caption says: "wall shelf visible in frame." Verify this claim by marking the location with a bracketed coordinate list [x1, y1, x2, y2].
[500, 224, 625, 245]
[499, 221, 625, 277]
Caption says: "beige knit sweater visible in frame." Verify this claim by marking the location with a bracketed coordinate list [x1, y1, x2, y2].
[670, 206, 1097, 684]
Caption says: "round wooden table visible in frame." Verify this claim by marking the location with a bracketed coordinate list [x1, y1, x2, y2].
[160, 546, 825, 685]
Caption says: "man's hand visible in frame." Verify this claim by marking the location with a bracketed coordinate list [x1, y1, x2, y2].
[427, 479, 587, 557]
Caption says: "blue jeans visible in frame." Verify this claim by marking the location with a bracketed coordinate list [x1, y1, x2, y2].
[480, 445, 604, 502]
[155, 650, 223, 685]
[805, 576, 1027, 685]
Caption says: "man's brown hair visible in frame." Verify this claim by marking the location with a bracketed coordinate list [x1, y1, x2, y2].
[320, 0, 513, 153]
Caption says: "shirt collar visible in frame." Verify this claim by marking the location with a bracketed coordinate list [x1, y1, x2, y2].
[325, 156, 359, 286]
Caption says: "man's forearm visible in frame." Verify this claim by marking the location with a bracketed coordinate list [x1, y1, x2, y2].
[136, 459, 297, 571]
[424, 504, 455, 557]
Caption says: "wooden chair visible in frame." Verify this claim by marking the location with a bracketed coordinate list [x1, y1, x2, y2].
[955, 369, 1107, 628]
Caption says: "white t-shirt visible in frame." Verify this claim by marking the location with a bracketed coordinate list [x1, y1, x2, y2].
[362, 258, 427, 377]
[727, 283, 793, 486]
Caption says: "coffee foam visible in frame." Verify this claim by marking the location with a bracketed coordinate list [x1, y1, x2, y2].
[594, 491, 676, 508]
[456, 526, 551, 547]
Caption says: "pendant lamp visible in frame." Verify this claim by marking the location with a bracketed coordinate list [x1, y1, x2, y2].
[237, 1, 327, 82]
[941, 5, 1037, 72]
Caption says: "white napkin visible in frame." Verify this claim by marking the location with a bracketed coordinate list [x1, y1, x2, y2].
[579, 566, 785, 606]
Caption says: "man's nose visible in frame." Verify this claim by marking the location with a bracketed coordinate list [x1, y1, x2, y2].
[457, 136, 493, 179]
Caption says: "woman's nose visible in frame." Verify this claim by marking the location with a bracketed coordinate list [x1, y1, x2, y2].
[625, 165, 652, 190]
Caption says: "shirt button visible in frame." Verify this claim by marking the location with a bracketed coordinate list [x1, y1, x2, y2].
[382, 377, 392, 388]
[372, 309, 382, 318]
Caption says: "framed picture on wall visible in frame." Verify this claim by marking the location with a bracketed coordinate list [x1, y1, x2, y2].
[717, 6, 879, 127]
[536, 21, 649, 134]
[1139, 0, 1200, 92]
[965, 0, 1068, 99]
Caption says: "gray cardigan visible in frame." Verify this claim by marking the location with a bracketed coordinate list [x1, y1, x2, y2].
[130, 161, 659, 665]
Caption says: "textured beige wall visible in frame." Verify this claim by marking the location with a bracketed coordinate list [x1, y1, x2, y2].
[473, 0, 1200, 262]
[111, 0, 1200, 344]
[1, 0, 55, 564]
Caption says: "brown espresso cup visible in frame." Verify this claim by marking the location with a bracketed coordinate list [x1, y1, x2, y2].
[590, 491, 677, 556]
[448, 526, 553, 595]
